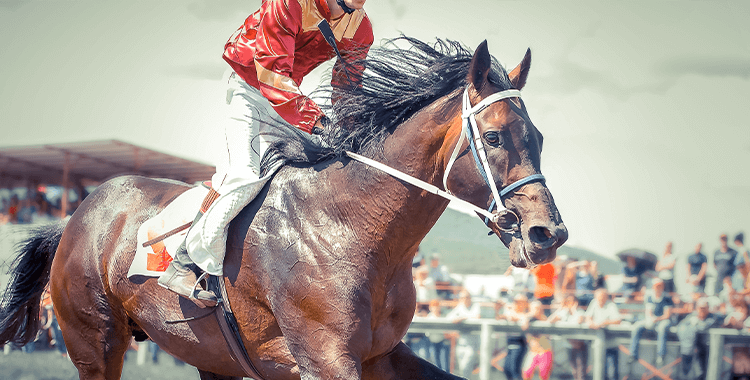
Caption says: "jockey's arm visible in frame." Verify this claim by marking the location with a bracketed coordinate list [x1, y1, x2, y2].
[331, 19, 373, 104]
[252, 0, 326, 134]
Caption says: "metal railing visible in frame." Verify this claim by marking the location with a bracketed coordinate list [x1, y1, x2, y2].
[408, 317, 750, 380]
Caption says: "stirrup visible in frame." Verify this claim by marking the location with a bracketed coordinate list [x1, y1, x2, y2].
[191, 272, 219, 308]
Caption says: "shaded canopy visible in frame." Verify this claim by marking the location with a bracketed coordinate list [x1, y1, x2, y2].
[0, 140, 215, 188]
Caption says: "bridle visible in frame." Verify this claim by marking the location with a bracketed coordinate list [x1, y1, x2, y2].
[346, 86, 546, 229]
[443, 88, 546, 226]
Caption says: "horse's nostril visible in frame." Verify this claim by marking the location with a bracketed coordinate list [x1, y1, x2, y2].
[529, 226, 555, 247]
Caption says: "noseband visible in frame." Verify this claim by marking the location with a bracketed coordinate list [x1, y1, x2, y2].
[346, 86, 545, 228]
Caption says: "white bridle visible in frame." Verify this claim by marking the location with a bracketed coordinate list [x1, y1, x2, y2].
[346, 86, 545, 225]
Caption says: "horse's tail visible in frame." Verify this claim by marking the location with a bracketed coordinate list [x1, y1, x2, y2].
[0, 219, 68, 345]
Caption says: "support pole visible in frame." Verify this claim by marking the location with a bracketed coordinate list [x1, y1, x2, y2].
[706, 331, 724, 380]
[60, 152, 70, 218]
[478, 322, 493, 380]
[591, 329, 606, 380]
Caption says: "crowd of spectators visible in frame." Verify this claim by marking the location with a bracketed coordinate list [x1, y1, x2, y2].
[408, 233, 750, 379]
[0, 188, 81, 225]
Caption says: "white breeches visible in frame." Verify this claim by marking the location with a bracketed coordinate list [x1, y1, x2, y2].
[187, 71, 288, 276]
[211, 71, 275, 189]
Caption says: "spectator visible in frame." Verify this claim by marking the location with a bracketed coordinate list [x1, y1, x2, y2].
[733, 233, 750, 293]
[501, 294, 530, 380]
[574, 261, 595, 307]
[412, 246, 424, 269]
[446, 290, 481, 378]
[8, 194, 20, 223]
[724, 297, 750, 379]
[30, 196, 55, 224]
[628, 278, 673, 366]
[620, 256, 646, 299]
[687, 243, 708, 294]
[553, 255, 570, 294]
[41, 288, 66, 357]
[424, 299, 451, 372]
[590, 260, 606, 290]
[656, 241, 677, 295]
[556, 256, 580, 297]
[549, 296, 586, 380]
[585, 288, 622, 380]
[717, 276, 736, 314]
[715, 233, 738, 295]
[405, 298, 430, 358]
[531, 263, 556, 315]
[724, 295, 749, 329]
[676, 298, 721, 379]
[428, 254, 453, 299]
[561, 262, 577, 297]
[522, 301, 553, 380]
[506, 265, 534, 299]
[414, 266, 438, 306]
[17, 196, 35, 223]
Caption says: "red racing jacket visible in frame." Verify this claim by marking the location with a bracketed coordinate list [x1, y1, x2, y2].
[223, 0, 374, 133]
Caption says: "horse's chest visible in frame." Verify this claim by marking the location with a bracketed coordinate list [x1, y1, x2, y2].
[368, 275, 416, 355]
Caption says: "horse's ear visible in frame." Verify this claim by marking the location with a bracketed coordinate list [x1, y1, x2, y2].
[468, 40, 492, 91]
[508, 48, 532, 90]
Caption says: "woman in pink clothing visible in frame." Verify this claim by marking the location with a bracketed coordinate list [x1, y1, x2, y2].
[522, 301, 554, 380]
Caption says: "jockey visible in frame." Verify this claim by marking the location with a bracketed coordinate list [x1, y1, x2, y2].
[158, 0, 374, 307]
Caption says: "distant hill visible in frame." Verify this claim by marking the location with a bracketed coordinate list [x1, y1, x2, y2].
[419, 208, 621, 275]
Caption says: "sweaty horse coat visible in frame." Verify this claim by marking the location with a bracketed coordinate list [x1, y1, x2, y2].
[0, 37, 567, 380]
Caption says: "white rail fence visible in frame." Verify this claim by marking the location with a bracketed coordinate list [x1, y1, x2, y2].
[409, 317, 750, 380]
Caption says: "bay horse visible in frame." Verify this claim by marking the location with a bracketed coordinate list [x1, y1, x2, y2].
[0, 37, 567, 379]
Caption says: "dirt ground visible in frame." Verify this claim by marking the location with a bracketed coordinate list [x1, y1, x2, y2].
[0, 348, 203, 380]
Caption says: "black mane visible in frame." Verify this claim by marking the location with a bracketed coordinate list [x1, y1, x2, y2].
[260, 36, 512, 175]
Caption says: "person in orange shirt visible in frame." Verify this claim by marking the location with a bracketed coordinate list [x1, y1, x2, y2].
[531, 263, 556, 316]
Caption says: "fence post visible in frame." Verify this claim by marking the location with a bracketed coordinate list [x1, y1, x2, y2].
[591, 329, 606, 380]
[706, 331, 724, 380]
[479, 322, 493, 380]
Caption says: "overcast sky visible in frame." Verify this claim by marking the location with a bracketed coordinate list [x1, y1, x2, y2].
[1, 0, 748, 261]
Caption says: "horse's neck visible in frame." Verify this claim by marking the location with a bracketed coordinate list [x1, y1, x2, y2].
[333, 106, 460, 261]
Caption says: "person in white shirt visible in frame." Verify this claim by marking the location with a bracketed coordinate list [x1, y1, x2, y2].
[446, 290, 481, 377]
[414, 266, 438, 304]
[656, 241, 677, 294]
[585, 288, 622, 380]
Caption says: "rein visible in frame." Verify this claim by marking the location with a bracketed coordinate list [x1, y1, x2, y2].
[314, 27, 544, 228]
[346, 87, 545, 227]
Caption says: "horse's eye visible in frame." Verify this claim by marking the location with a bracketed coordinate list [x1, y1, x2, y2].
[484, 131, 501, 146]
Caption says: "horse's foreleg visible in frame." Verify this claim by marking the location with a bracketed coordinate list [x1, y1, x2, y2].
[362, 342, 464, 380]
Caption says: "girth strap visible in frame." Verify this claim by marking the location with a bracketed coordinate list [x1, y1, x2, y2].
[207, 275, 265, 380]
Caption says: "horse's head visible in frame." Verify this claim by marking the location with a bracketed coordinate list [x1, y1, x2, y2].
[444, 41, 568, 268]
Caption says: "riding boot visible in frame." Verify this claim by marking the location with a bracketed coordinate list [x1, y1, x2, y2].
[158, 188, 220, 308]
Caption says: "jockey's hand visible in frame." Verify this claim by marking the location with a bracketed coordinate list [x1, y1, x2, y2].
[312, 116, 332, 135]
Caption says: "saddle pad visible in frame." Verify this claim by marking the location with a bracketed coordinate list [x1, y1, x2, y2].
[127, 186, 209, 278]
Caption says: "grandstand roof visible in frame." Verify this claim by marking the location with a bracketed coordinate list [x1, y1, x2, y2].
[0, 140, 215, 188]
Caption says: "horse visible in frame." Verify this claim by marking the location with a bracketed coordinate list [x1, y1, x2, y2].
[0, 37, 567, 379]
